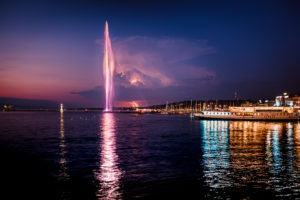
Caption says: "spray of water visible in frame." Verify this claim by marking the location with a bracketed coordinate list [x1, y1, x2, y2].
[103, 21, 115, 112]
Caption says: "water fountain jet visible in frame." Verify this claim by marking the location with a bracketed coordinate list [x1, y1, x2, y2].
[103, 21, 115, 112]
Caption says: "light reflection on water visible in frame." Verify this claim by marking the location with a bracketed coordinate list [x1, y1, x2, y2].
[1, 112, 300, 199]
[295, 123, 300, 169]
[95, 113, 122, 199]
[201, 120, 231, 188]
[201, 120, 300, 197]
[58, 112, 70, 199]
[59, 112, 69, 180]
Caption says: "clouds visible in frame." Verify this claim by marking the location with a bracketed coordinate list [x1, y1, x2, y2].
[97, 36, 217, 87]
[1, 0, 300, 108]
[74, 36, 218, 106]
[1, 29, 218, 107]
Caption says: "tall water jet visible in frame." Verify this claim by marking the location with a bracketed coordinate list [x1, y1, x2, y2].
[103, 21, 115, 112]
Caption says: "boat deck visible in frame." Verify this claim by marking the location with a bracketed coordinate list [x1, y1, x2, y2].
[194, 113, 300, 121]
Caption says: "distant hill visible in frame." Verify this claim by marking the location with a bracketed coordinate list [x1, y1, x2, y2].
[0, 97, 59, 109]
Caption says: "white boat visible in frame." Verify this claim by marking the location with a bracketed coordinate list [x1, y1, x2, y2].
[194, 106, 300, 121]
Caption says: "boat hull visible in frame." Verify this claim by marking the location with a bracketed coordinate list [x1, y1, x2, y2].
[194, 114, 300, 121]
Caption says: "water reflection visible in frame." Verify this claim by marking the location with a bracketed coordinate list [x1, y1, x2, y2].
[201, 120, 300, 197]
[271, 124, 282, 174]
[201, 120, 231, 188]
[95, 113, 121, 199]
[296, 123, 300, 168]
[59, 112, 69, 180]
[286, 123, 294, 170]
[58, 112, 70, 199]
[229, 121, 270, 187]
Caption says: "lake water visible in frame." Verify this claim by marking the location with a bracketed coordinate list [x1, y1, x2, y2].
[0, 112, 299, 199]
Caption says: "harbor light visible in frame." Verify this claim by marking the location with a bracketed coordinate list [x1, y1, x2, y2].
[60, 103, 64, 113]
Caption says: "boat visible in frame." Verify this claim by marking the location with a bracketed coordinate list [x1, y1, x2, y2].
[194, 106, 300, 121]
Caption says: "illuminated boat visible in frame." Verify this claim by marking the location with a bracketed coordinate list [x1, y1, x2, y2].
[194, 106, 300, 121]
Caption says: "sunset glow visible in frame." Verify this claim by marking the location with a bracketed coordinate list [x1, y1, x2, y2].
[0, 0, 299, 108]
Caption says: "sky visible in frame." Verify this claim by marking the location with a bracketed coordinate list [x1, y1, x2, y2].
[0, 0, 299, 107]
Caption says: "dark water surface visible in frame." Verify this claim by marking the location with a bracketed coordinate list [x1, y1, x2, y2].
[0, 112, 299, 199]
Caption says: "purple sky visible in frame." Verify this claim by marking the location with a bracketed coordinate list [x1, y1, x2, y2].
[1, 0, 299, 107]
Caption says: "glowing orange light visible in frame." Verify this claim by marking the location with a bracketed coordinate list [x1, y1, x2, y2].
[131, 101, 139, 108]
[130, 79, 138, 84]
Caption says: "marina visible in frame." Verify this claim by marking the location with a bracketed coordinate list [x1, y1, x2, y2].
[153, 93, 300, 122]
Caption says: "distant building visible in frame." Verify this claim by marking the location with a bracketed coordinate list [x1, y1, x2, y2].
[274, 93, 300, 107]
